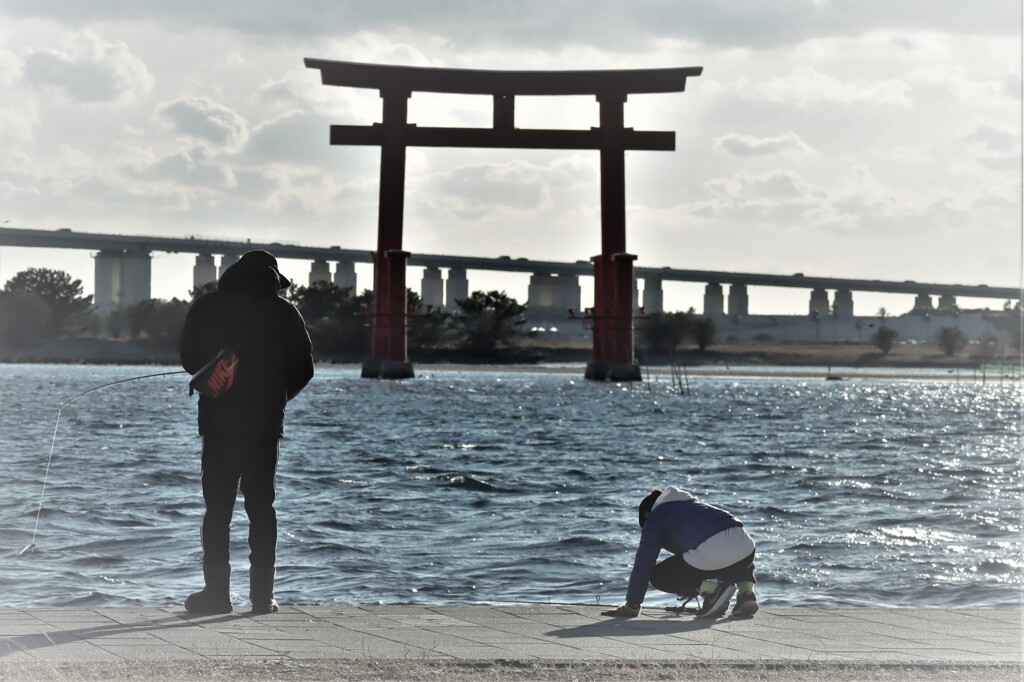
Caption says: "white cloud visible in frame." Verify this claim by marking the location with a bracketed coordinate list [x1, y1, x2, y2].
[239, 110, 379, 172]
[420, 161, 553, 221]
[713, 131, 817, 159]
[868, 145, 932, 166]
[0, 97, 37, 147]
[953, 122, 1023, 172]
[133, 146, 238, 189]
[960, 122, 1019, 154]
[2, 0, 1019, 49]
[750, 65, 912, 108]
[22, 30, 153, 104]
[417, 157, 597, 222]
[0, 47, 20, 86]
[158, 96, 249, 148]
[1003, 75, 1021, 99]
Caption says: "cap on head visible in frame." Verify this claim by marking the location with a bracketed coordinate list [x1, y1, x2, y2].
[238, 250, 291, 289]
[638, 488, 662, 528]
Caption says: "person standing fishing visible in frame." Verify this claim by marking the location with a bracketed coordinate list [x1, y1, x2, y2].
[179, 250, 314, 615]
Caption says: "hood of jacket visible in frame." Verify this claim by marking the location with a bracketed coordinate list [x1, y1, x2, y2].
[218, 256, 283, 296]
[651, 486, 696, 510]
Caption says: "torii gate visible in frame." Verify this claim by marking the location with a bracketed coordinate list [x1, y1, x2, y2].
[305, 59, 702, 380]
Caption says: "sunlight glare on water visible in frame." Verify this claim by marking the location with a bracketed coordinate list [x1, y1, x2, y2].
[0, 364, 1020, 609]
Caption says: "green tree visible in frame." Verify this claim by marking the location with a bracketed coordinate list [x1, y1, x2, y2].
[2, 268, 93, 339]
[406, 289, 451, 353]
[289, 281, 354, 323]
[120, 298, 190, 344]
[190, 281, 218, 300]
[976, 332, 1001, 363]
[871, 326, 899, 355]
[640, 311, 693, 355]
[287, 281, 371, 357]
[451, 290, 527, 355]
[0, 291, 50, 346]
[934, 326, 967, 357]
[692, 316, 718, 351]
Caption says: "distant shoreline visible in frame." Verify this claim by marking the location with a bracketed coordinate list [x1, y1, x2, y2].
[0, 337, 1018, 377]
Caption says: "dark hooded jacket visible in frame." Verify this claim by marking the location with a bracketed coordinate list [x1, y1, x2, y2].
[179, 256, 314, 438]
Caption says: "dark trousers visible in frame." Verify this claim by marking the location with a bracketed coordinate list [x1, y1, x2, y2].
[650, 552, 757, 599]
[200, 434, 279, 567]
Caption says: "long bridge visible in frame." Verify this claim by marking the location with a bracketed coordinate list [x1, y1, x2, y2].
[1, 226, 1019, 318]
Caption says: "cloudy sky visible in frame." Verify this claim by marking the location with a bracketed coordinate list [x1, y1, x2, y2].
[0, 1, 1020, 314]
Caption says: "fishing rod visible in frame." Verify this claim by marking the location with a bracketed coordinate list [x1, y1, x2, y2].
[17, 369, 188, 557]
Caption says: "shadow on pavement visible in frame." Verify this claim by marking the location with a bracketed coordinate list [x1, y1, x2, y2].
[548, 610, 722, 638]
[0, 611, 241, 658]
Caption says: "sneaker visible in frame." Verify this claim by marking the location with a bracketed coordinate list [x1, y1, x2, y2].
[696, 581, 736, 619]
[731, 591, 759, 618]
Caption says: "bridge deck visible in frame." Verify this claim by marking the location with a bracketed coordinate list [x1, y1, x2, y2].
[0, 226, 1018, 300]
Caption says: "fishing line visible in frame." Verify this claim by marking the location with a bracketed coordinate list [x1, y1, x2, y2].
[17, 369, 187, 557]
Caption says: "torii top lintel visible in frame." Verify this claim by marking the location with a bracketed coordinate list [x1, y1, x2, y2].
[304, 58, 702, 97]
[304, 59, 702, 151]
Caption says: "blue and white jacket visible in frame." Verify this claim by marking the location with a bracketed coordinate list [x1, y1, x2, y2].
[625, 487, 742, 605]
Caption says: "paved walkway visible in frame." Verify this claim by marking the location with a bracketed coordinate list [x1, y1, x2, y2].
[0, 605, 1019, 668]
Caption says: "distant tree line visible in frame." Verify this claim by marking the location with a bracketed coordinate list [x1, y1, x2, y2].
[0, 267, 535, 361]
[1, 268, 1019, 365]
[638, 310, 718, 357]
[285, 282, 533, 361]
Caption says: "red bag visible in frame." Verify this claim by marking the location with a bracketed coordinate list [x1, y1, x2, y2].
[189, 348, 240, 399]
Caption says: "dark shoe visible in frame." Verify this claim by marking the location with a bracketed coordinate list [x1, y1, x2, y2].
[250, 565, 279, 615]
[184, 563, 233, 614]
[732, 591, 759, 617]
[696, 581, 736, 619]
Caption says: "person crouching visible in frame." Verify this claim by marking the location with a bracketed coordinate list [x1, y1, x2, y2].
[603, 486, 758, 619]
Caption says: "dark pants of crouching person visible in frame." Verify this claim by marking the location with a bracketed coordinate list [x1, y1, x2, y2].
[200, 434, 280, 570]
[650, 552, 757, 601]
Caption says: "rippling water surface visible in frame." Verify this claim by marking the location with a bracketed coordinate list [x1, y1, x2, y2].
[1, 364, 1020, 610]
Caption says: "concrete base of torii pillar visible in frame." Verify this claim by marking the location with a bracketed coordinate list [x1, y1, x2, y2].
[360, 356, 415, 380]
[584, 361, 642, 382]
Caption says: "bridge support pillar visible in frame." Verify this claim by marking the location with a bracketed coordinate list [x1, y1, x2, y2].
[727, 284, 749, 317]
[937, 294, 957, 313]
[93, 250, 121, 315]
[833, 289, 854, 317]
[309, 259, 331, 285]
[193, 254, 217, 290]
[528, 273, 558, 310]
[913, 294, 935, 313]
[334, 260, 357, 292]
[809, 288, 829, 316]
[561, 274, 581, 318]
[703, 283, 724, 316]
[218, 254, 240, 279]
[445, 267, 469, 310]
[121, 251, 151, 306]
[421, 266, 444, 311]
[642, 278, 663, 314]
[527, 273, 580, 320]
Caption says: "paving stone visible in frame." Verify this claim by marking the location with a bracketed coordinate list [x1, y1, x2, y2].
[0, 606, 1017, 666]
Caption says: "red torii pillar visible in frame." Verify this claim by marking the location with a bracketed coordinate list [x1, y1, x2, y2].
[305, 59, 702, 380]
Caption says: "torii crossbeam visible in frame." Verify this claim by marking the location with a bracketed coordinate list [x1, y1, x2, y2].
[305, 59, 702, 380]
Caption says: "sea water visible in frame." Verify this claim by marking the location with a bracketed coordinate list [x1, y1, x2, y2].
[0, 364, 1020, 609]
